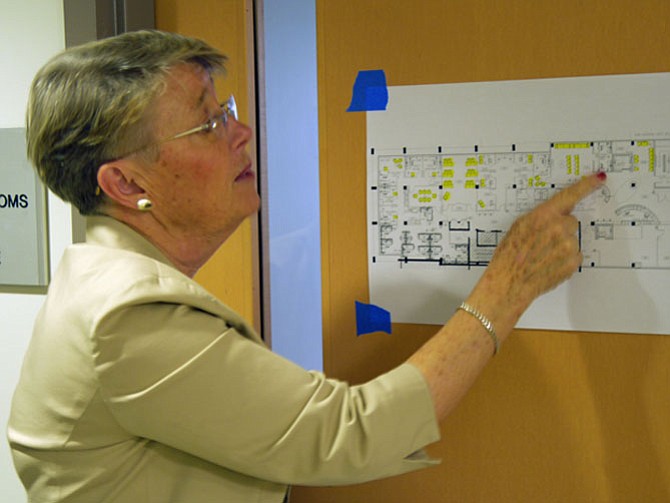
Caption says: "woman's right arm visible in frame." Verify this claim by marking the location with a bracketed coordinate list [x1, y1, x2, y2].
[407, 172, 606, 421]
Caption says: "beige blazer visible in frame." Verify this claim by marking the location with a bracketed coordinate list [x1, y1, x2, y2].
[8, 216, 439, 502]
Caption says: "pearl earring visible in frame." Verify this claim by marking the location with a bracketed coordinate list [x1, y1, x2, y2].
[137, 198, 153, 211]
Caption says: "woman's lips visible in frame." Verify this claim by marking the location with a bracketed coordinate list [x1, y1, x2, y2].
[235, 164, 255, 181]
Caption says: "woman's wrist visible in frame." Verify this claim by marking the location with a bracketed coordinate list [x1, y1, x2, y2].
[457, 302, 499, 355]
[465, 272, 528, 347]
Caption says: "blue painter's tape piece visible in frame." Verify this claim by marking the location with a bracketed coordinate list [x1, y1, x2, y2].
[347, 70, 388, 112]
[355, 301, 392, 336]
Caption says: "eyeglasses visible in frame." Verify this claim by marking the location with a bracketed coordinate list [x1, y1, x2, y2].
[103, 95, 239, 166]
[167, 94, 238, 141]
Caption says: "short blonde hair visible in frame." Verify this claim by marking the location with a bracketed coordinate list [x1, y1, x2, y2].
[27, 30, 226, 215]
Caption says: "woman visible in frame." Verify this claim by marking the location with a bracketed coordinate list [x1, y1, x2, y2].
[8, 30, 605, 502]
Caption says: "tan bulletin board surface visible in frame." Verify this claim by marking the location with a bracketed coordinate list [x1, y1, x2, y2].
[292, 1, 670, 501]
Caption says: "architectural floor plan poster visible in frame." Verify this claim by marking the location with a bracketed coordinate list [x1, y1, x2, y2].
[366, 73, 670, 335]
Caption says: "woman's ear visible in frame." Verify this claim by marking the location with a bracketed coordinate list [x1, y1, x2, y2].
[97, 160, 147, 210]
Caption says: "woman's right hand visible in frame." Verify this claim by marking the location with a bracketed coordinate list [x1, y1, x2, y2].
[466, 172, 607, 337]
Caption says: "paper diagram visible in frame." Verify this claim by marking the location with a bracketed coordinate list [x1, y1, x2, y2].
[365, 73, 670, 334]
[369, 139, 670, 271]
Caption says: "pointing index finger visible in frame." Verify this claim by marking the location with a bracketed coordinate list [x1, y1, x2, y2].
[548, 172, 607, 215]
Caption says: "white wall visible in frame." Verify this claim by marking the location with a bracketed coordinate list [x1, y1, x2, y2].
[263, 0, 323, 371]
[1, 1, 70, 500]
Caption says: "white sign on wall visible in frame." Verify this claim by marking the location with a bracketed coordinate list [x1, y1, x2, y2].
[0, 128, 49, 287]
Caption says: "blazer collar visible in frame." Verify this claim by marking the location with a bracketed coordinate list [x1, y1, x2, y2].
[85, 216, 172, 267]
[83, 215, 265, 346]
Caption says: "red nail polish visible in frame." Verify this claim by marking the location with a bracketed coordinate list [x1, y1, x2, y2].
[596, 171, 607, 181]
